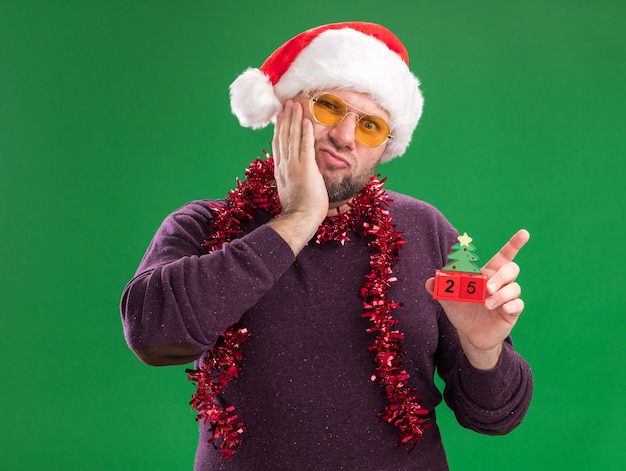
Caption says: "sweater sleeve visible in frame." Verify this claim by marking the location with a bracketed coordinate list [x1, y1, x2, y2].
[120, 201, 295, 357]
[436, 312, 534, 435]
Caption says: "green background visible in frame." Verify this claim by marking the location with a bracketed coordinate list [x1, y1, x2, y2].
[2, 0, 624, 469]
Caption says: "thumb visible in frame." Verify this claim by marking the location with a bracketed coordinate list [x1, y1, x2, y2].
[424, 277, 456, 313]
[425, 277, 435, 296]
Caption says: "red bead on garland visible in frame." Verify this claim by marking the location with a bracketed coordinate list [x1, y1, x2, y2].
[186, 154, 429, 459]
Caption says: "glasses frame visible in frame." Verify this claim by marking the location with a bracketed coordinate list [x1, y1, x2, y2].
[305, 92, 394, 147]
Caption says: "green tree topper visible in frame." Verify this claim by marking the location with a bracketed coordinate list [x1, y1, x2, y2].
[442, 232, 482, 273]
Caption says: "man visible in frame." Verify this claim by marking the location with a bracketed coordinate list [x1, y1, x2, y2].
[121, 22, 533, 470]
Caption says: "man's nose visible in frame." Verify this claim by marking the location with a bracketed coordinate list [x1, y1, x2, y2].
[329, 113, 358, 149]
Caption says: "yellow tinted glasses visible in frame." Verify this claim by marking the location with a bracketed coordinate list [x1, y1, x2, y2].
[308, 93, 393, 147]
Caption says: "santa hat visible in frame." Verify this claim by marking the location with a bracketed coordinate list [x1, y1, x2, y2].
[229, 22, 424, 162]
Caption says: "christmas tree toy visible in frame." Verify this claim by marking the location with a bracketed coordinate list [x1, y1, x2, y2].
[433, 232, 488, 303]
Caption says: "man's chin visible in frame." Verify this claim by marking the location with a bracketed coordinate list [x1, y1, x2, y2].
[325, 178, 365, 203]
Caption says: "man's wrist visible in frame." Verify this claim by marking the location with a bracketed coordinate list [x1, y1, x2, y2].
[267, 212, 324, 256]
[459, 340, 503, 371]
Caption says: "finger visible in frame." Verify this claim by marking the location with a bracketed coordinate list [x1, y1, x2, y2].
[485, 281, 521, 310]
[500, 297, 524, 318]
[425, 277, 456, 310]
[486, 261, 520, 295]
[483, 229, 530, 274]
[301, 118, 315, 165]
[272, 109, 284, 164]
[424, 277, 435, 296]
[288, 101, 303, 162]
[274, 100, 292, 163]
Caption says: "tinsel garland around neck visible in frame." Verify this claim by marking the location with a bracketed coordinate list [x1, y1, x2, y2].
[186, 154, 430, 460]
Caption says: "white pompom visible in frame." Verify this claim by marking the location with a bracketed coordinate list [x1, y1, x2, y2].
[229, 68, 281, 129]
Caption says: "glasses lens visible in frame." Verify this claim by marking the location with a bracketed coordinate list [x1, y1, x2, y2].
[311, 94, 347, 126]
[356, 116, 390, 147]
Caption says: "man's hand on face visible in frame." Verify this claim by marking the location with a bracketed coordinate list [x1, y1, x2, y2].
[267, 100, 329, 255]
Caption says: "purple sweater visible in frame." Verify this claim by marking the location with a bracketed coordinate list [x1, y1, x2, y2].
[121, 190, 533, 470]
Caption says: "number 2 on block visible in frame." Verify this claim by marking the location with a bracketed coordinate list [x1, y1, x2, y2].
[444, 279, 455, 293]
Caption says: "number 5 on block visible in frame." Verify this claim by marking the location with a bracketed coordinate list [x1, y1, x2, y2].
[433, 270, 487, 304]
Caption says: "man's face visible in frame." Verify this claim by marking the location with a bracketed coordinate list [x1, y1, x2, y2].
[293, 88, 390, 205]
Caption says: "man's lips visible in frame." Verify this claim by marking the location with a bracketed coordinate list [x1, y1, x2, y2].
[319, 148, 350, 168]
